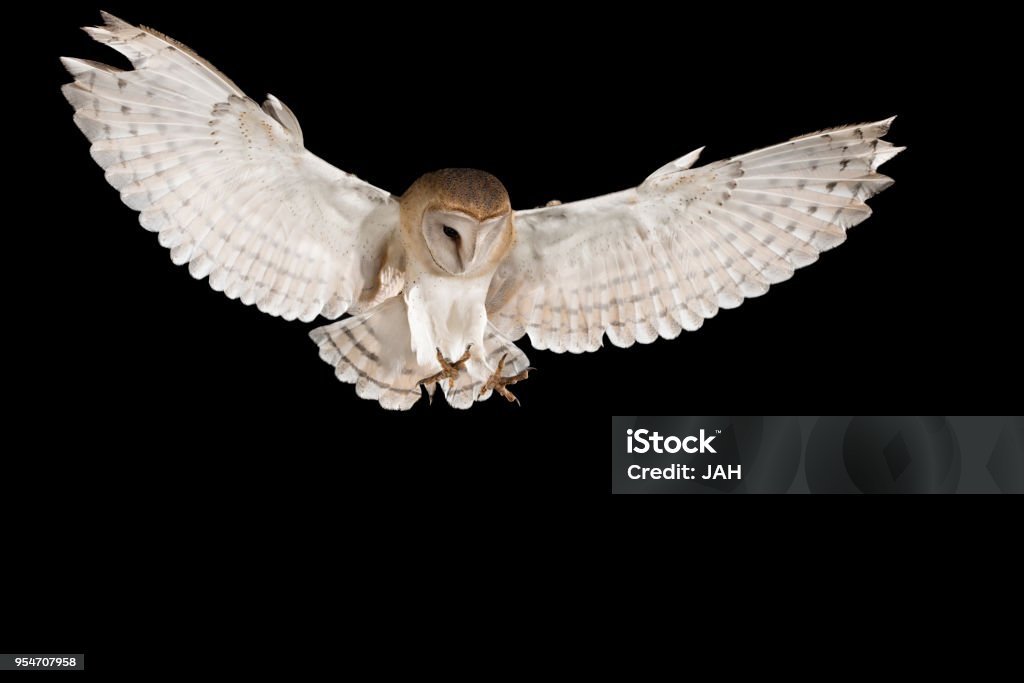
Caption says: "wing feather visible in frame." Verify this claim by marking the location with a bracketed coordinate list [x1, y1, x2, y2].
[489, 119, 903, 352]
[63, 12, 400, 322]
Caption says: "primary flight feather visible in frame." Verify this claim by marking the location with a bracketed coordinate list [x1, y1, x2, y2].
[62, 12, 904, 409]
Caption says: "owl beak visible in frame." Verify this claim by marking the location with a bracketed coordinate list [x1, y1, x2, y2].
[458, 233, 477, 270]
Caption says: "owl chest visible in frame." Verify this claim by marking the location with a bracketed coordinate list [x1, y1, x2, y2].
[404, 275, 490, 365]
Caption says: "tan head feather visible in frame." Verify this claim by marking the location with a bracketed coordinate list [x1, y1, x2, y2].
[401, 168, 511, 221]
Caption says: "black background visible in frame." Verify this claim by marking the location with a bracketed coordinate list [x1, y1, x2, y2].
[5, 2, 1018, 665]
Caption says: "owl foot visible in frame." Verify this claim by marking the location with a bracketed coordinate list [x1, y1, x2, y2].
[480, 353, 534, 405]
[417, 345, 473, 391]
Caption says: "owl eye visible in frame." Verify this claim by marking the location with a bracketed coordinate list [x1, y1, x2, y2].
[442, 225, 459, 240]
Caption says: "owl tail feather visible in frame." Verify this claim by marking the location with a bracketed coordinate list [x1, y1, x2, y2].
[309, 296, 425, 411]
[310, 296, 532, 410]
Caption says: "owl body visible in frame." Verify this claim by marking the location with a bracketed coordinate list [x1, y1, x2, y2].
[62, 13, 903, 410]
[405, 273, 491, 367]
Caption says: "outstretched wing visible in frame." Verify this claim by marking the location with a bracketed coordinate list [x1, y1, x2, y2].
[62, 12, 400, 322]
[487, 119, 903, 352]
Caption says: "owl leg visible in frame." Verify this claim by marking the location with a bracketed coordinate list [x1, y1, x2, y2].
[479, 353, 533, 405]
[417, 345, 473, 391]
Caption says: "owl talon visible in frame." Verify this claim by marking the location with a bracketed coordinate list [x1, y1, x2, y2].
[480, 353, 533, 404]
[417, 344, 473, 390]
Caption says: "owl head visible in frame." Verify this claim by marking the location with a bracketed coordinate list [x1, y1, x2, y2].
[401, 168, 514, 276]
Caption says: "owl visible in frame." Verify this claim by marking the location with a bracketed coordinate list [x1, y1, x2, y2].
[63, 13, 903, 410]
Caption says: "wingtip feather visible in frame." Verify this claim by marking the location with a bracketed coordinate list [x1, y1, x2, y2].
[877, 115, 897, 134]
[98, 10, 130, 29]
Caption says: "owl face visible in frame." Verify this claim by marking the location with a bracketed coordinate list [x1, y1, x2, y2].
[421, 209, 512, 276]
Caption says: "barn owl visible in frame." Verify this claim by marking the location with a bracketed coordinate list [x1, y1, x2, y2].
[63, 13, 903, 410]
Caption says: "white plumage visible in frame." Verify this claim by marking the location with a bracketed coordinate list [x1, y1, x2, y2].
[63, 13, 903, 410]
[488, 119, 903, 353]
[62, 13, 396, 323]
